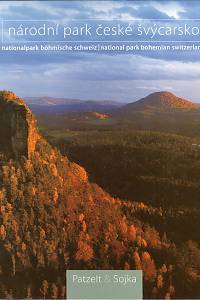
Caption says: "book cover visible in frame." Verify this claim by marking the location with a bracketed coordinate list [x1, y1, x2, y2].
[0, 0, 199, 299]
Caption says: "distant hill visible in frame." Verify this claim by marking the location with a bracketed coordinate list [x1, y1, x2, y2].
[25, 97, 123, 114]
[31, 92, 200, 137]
[118, 91, 200, 115]
[38, 111, 111, 130]
[111, 91, 200, 137]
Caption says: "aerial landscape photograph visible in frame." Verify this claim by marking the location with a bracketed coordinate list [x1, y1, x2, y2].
[1, 0, 200, 299]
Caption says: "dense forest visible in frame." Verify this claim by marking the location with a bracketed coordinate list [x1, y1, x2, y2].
[0, 91, 200, 299]
[1, 136, 200, 299]
[45, 129, 200, 283]
[48, 130, 200, 207]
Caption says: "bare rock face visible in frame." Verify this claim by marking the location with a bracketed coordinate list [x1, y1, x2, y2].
[0, 91, 39, 158]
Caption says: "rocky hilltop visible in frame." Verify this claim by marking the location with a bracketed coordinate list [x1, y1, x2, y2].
[0, 91, 39, 158]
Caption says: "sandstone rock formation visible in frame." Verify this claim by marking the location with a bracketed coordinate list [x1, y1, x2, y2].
[0, 91, 39, 158]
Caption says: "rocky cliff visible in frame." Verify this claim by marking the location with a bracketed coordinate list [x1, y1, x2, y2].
[0, 91, 39, 158]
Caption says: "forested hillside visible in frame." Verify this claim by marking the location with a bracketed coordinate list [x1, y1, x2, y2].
[49, 130, 200, 208]
[1, 136, 200, 299]
[48, 130, 200, 250]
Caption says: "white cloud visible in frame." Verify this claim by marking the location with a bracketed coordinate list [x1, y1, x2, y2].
[153, 1, 186, 19]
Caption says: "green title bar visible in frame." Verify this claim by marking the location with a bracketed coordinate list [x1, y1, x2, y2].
[67, 270, 143, 300]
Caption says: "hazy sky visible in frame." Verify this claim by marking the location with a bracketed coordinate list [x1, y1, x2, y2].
[1, 0, 200, 102]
